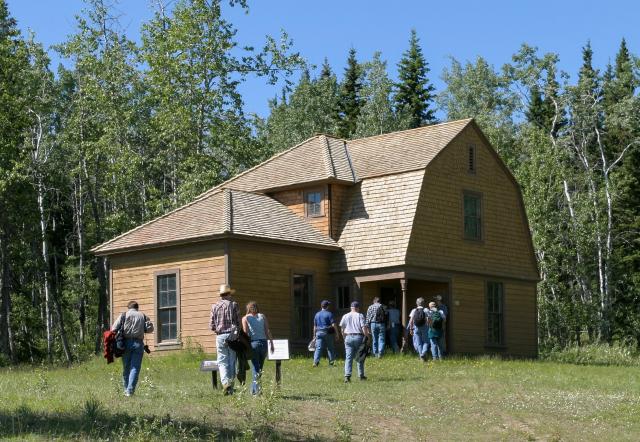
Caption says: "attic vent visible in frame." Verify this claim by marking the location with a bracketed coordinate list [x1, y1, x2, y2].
[468, 145, 476, 174]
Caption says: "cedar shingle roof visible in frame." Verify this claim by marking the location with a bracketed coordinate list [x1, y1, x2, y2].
[330, 170, 425, 272]
[92, 189, 338, 255]
[93, 119, 473, 256]
[211, 135, 356, 193]
[347, 119, 471, 179]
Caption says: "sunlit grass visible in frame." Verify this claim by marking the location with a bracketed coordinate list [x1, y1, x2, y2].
[1, 349, 639, 440]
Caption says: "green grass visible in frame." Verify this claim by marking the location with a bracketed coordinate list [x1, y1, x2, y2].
[1, 349, 640, 441]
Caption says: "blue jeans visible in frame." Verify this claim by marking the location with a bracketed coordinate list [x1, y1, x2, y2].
[216, 333, 237, 387]
[388, 324, 401, 353]
[370, 322, 386, 357]
[412, 326, 429, 358]
[250, 340, 268, 395]
[429, 336, 443, 360]
[344, 335, 365, 378]
[314, 330, 336, 365]
[122, 338, 144, 394]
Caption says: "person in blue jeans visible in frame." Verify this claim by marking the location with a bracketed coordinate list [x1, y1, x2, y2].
[408, 298, 430, 361]
[339, 301, 370, 382]
[242, 301, 275, 395]
[427, 301, 445, 360]
[111, 300, 154, 396]
[365, 297, 387, 358]
[312, 300, 340, 367]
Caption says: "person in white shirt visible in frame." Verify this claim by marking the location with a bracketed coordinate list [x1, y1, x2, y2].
[339, 301, 370, 382]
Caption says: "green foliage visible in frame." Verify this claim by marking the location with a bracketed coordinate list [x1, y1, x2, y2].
[394, 29, 436, 127]
[337, 47, 364, 138]
[542, 342, 639, 366]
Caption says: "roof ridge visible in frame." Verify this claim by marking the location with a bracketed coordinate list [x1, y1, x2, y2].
[312, 132, 345, 140]
[196, 135, 326, 199]
[91, 188, 225, 252]
[348, 118, 473, 143]
[343, 140, 358, 183]
[323, 135, 337, 179]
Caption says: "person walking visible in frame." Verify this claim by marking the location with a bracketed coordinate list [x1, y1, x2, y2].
[386, 300, 401, 353]
[365, 297, 387, 358]
[340, 301, 370, 382]
[111, 300, 154, 397]
[241, 301, 275, 395]
[312, 300, 340, 367]
[408, 298, 430, 361]
[209, 284, 241, 395]
[427, 301, 446, 360]
[435, 294, 448, 355]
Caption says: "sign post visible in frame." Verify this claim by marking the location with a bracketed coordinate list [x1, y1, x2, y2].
[267, 339, 289, 386]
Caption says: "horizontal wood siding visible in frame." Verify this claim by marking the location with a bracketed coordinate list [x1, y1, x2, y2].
[110, 241, 225, 353]
[450, 274, 537, 357]
[229, 239, 331, 343]
[406, 125, 538, 281]
[270, 185, 330, 236]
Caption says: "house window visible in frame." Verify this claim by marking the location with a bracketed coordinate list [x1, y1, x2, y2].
[468, 145, 476, 173]
[337, 286, 350, 310]
[463, 192, 482, 240]
[305, 190, 323, 217]
[486, 282, 504, 346]
[292, 274, 313, 340]
[157, 273, 178, 342]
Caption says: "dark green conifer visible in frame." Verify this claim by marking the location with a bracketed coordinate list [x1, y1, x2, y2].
[394, 29, 436, 127]
[337, 48, 363, 138]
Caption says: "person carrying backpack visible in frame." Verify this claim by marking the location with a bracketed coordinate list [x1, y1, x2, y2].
[427, 301, 446, 360]
[365, 297, 387, 358]
[408, 298, 429, 361]
[111, 300, 154, 396]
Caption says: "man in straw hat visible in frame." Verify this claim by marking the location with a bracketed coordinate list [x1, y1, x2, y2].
[209, 284, 240, 395]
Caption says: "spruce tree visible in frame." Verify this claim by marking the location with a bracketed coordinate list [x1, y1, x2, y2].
[394, 29, 436, 127]
[337, 48, 363, 138]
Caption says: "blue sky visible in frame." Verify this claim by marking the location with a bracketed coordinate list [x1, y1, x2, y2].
[7, 0, 639, 118]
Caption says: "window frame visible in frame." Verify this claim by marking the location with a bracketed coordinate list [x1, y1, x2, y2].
[290, 270, 315, 342]
[485, 281, 505, 348]
[337, 285, 351, 310]
[304, 189, 324, 218]
[462, 190, 483, 242]
[153, 269, 181, 349]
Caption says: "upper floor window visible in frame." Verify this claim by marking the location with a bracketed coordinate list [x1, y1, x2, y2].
[486, 282, 504, 346]
[305, 190, 323, 217]
[156, 271, 179, 343]
[468, 145, 476, 174]
[463, 192, 482, 241]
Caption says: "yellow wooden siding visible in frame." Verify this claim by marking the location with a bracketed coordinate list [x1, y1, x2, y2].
[450, 274, 537, 357]
[110, 241, 225, 353]
[406, 125, 538, 281]
[229, 239, 332, 342]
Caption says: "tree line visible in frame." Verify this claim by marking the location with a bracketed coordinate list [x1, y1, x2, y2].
[0, 0, 638, 364]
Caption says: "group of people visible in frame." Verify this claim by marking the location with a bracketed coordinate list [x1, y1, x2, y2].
[110, 284, 447, 396]
[312, 295, 448, 383]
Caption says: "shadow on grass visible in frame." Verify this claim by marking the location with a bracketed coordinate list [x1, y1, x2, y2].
[281, 393, 339, 403]
[0, 404, 315, 441]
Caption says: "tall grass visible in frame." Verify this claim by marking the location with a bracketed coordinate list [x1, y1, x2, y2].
[542, 341, 640, 366]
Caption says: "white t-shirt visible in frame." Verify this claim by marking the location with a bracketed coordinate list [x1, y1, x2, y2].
[340, 311, 366, 334]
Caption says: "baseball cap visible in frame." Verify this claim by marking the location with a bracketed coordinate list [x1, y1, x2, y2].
[351, 301, 360, 308]
[321, 300, 331, 308]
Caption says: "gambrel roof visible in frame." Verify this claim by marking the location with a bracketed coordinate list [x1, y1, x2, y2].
[92, 119, 474, 255]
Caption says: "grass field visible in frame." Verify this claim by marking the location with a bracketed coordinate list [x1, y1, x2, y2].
[1, 349, 639, 441]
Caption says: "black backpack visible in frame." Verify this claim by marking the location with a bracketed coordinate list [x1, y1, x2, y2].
[413, 308, 426, 327]
[431, 310, 443, 330]
[374, 305, 386, 323]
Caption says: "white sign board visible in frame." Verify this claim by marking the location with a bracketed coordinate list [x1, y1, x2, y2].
[200, 360, 218, 371]
[267, 339, 290, 360]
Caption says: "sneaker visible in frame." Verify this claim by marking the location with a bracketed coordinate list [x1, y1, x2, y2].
[359, 375, 367, 381]
[124, 391, 131, 397]
[329, 360, 335, 366]
[223, 385, 234, 396]
[313, 362, 319, 367]
[344, 376, 351, 383]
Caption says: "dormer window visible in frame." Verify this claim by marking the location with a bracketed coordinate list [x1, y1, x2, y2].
[468, 145, 476, 174]
[305, 190, 323, 217]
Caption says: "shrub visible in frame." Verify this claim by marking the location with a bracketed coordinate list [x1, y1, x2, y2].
[542, 341, 640, 366]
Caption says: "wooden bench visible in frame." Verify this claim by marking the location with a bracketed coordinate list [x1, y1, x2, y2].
[200, 360, 219, 389]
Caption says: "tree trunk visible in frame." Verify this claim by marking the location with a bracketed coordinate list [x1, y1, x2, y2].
[0, 232, 15, 362]
[37, 179, 54, 363]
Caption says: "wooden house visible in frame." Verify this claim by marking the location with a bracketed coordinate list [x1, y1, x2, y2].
[92, 119, 539, 357]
